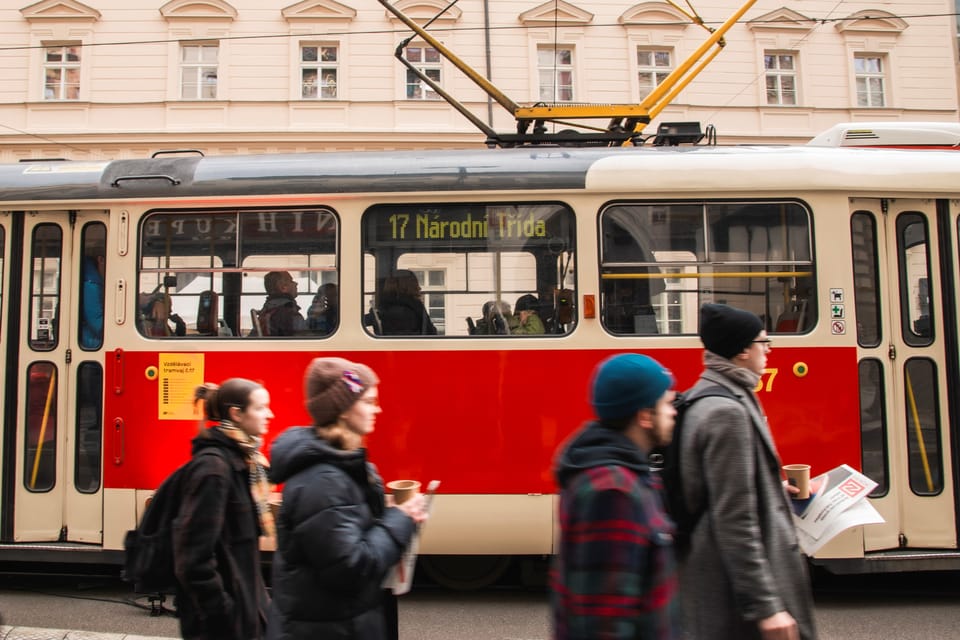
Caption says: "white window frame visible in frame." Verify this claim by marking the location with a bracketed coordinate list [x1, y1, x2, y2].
[854, 54, 886, 107]
[538, 45, 574, 103]
[637, 48, 672, 101]
[180, 43, 219, 100]
[300, 43, 339, 100]
[405, 44, 441, 100]
[43, 44, 81, 101]
[764, 51, 798, 106]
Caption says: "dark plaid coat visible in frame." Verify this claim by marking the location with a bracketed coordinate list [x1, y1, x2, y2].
[551, 422, 679, 640]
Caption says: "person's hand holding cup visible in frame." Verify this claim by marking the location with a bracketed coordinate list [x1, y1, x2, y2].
[388, 479, 429, 525]
[783, 464, 811, 500]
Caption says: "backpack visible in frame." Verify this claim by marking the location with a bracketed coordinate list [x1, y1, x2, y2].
[123, 449, 222, 593]
[651, 384, 737, 555]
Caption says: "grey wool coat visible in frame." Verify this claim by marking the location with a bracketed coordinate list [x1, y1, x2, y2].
[678, 368, 817, 640]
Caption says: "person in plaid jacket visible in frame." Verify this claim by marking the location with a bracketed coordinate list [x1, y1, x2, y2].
[551, 353, 680, 640]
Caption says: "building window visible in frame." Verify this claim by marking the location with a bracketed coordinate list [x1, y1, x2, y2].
[538, 46, 574, 102]
[854, 54, 885, 107]
[764, 52, 797, 105]
[180, 43, 218, 100]
[44, 45, 80, 100]
[637, 49, 671, 100]
[405, 45, 441, 100]
[301, 44, 338, 99]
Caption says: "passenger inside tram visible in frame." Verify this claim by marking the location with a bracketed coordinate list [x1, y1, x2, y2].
[257, 270, 306, 336]
[138, 291, 186, 337]
[306, 282, 339, 334]
[376, 270, 437, 335]
[470, 300, 512, 335]
[510, 294, 545, 335]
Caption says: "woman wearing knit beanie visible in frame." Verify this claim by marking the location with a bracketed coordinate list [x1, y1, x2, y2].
[174, 378, 273, 640]
[267, 358, 427, 640]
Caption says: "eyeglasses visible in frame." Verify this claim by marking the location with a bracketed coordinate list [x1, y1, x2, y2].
[752, 339, 773, 350]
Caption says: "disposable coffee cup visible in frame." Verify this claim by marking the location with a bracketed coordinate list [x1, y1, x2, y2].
[387, 479, 421, 505]
[783, 464, 811, 500]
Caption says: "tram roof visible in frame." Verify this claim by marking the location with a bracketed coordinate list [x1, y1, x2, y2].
[1, 144, 959, 203]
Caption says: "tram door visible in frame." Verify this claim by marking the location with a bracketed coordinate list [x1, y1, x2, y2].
[851, 199, 957, 551]
[11, 212, 107, 543]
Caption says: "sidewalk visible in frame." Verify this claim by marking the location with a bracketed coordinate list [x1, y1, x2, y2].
[1, 627, 176, 640]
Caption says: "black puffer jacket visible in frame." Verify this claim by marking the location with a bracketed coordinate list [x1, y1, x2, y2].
[266, 427, 416, 640]
[173, 428, 269, 640]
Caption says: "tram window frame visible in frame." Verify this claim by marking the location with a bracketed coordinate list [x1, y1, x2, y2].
[903, 357, 943, 496]
[360, 202, 577, 338]
[599, 200, 816, 336]
[78, 222, 106, 351]
[895, 212, 934, 347]
[850, 212, 882, 348]
[137, 208, 339, 338]
[29, 223, 62, 351]
[24, 361, 58, 493]
[74, 361, 103, 494]
[858, 358, 889, 497]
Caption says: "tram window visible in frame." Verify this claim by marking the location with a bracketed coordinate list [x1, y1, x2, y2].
[78, 222, 106, 350]
[74, 361, 102, 493]
[361, 202, 576, 337]
[24, 361, 58, 493]
[858, 359, 888, 497]
[903, 358, 943, 496]
[29, 224, 62, 351]
[600, 201, 815, 335]
[138, 209, 338, 338]
[896, 213, 933, 347]
[850, 213, 882, 348]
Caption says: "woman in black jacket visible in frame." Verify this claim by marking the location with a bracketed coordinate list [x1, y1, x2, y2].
[267, 358, 427, 640]
[174, 378, 275, 640]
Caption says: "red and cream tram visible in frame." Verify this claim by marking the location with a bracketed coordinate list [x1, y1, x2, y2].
[1, 142, 958, 582]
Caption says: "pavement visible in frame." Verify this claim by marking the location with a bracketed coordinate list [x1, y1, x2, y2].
[0, 629, 175, 640]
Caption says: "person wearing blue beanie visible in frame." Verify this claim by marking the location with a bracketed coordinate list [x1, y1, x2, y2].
[551, 353, 679, 640]
[592, 353, 675, 423]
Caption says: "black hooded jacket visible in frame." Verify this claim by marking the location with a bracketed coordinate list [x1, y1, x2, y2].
[173, 427, 269, 640]
[266, 427, 416, 640]
[554, 421, 651, 488]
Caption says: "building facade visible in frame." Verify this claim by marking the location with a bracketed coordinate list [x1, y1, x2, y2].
[0, 0, 957, 161]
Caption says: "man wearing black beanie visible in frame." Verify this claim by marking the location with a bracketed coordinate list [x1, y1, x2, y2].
[677, 304, 817, 640]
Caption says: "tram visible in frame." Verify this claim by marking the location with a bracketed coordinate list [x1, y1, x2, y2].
[1, 141, 959, 583]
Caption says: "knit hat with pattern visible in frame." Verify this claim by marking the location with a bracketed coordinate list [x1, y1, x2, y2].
[304, 357, 379, 427]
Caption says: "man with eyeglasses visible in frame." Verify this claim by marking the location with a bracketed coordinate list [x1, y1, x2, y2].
[676, 303, 817, 640]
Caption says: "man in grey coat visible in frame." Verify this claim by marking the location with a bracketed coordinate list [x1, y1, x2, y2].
[678, 303, 817, 640]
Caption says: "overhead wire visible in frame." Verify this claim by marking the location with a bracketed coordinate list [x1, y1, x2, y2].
[0, 4, 955, 155]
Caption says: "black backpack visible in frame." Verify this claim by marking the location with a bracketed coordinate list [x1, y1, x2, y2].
[123, 449, 222, 593]
[651, 384, 737, 554]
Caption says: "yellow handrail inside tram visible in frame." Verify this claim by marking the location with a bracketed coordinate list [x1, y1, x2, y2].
[29, 368, 57, 490]
[905, 369, 935, 493]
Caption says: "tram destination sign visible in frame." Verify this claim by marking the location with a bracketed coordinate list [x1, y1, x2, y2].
[365, 202, 571, 249]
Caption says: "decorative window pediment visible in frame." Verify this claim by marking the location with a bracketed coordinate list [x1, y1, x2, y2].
[748, 7, 813, 31]
[519, 0, 592, 27]
[160, 0, 237, 21]
[835, 9, 907, 34]
[282, 0, 356, 23]
[385, 0, 461, 24]
[619, 2, 689, 26]
[20, 0, 100, 22]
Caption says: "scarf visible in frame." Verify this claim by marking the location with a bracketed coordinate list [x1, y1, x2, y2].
[216, 422, 277, 544]
[703, 350, 764, 413]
